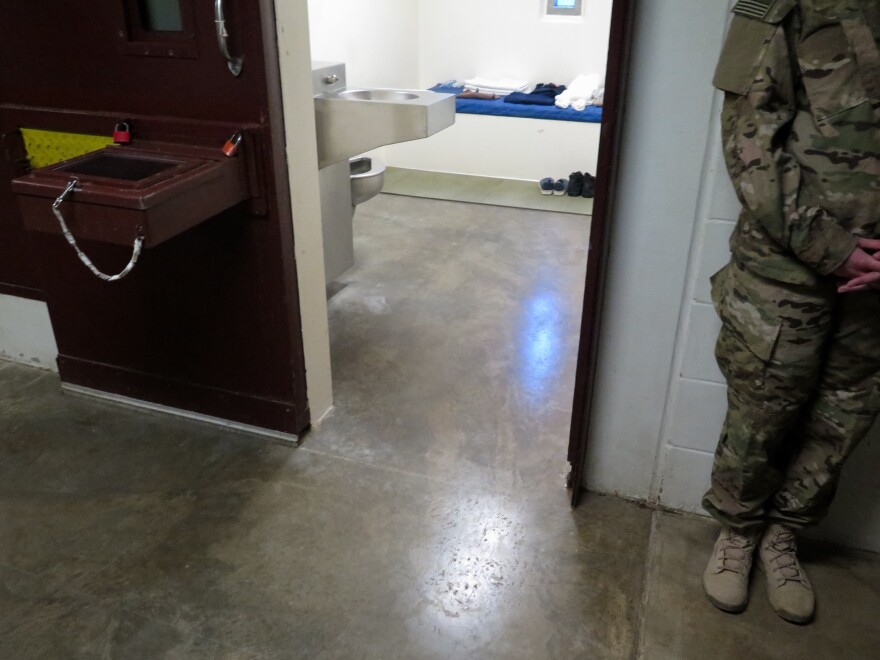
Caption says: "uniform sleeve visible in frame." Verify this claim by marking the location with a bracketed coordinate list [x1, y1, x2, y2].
[719, 17, 858, 275]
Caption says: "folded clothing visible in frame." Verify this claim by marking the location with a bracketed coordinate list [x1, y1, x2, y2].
[457, 90, 498, 100]
[464, 87, 515, 96]
[555, 73, 602, 111]
[463, 76, 531, 96]
[504, 83, 566, 106]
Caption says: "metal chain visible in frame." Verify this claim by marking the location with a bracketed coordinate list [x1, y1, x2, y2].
[51, 178, 143, 282]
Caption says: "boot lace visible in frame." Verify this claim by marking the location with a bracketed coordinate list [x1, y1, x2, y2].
[717, 530, 754, 575]
[766, 528, 808, 586]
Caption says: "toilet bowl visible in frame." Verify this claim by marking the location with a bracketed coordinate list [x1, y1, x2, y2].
[349, 156, 385, 206]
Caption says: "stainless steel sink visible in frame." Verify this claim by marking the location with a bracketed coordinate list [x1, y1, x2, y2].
[312, 63, 455, 169]
[337, 90, 420, 102]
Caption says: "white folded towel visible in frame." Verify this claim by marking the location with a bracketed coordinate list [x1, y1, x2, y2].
[555, 73, 601, 111]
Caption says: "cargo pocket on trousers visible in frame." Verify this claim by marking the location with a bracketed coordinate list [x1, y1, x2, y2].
[711, 264, 782, 399]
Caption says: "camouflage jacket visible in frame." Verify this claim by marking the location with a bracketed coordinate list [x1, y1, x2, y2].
[714, 0, 880, 285]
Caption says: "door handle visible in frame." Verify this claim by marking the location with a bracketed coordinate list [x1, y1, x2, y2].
[214, 0, 243, 77]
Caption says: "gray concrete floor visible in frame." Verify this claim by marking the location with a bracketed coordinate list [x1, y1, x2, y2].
[1, 194, 879, 659]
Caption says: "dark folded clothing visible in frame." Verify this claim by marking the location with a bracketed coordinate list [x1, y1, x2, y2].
[504, 92, 555, 105]
[457, 91, 498, 100]
[533, 83, 566, 96]
[503, 83, 566, 105]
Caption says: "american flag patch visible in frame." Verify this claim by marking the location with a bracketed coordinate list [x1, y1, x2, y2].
[732, 0, 774, 19]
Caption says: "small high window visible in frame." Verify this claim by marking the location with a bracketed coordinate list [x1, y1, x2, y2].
[546, 0, 583, 17]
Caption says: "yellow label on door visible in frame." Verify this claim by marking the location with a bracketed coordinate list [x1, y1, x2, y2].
[20, 128, 114, 169]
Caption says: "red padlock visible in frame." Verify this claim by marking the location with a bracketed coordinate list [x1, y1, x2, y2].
[113, 121, 131, 144]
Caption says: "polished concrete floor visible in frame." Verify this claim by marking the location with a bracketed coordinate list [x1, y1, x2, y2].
[2, 195, 879, 659]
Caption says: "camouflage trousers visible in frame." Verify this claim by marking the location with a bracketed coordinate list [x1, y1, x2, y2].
[702, 260, 880, 530]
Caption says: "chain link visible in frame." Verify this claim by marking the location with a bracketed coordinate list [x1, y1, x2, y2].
[51, 178, 143, 282]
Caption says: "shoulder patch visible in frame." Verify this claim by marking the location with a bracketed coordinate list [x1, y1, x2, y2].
[732, 0, 797, 23]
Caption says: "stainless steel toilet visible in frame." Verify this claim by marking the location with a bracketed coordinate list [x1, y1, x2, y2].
[349, 155, 385, 206]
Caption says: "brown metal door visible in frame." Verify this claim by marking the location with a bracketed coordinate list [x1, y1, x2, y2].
[0, 0, 311, 435]
[2, 0, 266, 124]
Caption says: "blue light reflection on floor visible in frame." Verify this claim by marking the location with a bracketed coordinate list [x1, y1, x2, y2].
[517, 292, 565, 404]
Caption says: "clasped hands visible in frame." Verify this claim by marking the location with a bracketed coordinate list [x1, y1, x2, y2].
[835, 238, 880, 293]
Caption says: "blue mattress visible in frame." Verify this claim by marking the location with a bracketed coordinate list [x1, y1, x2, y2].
[431, 84, 602, 124]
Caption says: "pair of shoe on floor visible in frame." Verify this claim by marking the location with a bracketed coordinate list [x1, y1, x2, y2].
[539, 171, 595, 197]
[704, 523, 815, 624]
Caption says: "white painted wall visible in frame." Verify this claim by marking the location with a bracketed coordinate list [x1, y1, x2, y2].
[0, 294, 58, 371]
[587, 0, 880, 553]
[306, 0, 420, 89]
[307, 0, 612, 90]
[417, 0, 612, 88]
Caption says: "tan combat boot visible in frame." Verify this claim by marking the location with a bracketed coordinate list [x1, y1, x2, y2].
[758, 523, 815, 624]
[703, 526, 760, 613]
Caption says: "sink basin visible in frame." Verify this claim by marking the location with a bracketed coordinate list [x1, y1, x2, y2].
[338, 90, 419, 102]
[314, 87, 455, 168]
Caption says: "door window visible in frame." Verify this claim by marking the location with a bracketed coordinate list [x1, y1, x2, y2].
[120, 0, 198, 58]
[138, 0, 184, 32]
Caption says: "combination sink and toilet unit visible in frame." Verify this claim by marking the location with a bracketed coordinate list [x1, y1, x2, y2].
[311, 62, 455, 282]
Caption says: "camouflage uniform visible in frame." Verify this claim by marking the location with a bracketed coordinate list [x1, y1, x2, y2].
[703, 0, 880, 529]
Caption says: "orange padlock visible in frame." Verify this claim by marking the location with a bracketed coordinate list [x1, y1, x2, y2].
[223, 131, 243, 157]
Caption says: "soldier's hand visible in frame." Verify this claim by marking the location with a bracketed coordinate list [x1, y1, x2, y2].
[838, 271, 880, 293]
[856, 237, 880, 256]
[835, 243, 880, 292]
[833, 244, 880, 292]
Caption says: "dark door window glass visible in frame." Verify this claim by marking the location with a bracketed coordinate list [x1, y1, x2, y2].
[138, 0, 183, 32]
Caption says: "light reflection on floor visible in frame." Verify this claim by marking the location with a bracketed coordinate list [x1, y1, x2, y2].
[517, 292, 565, 405]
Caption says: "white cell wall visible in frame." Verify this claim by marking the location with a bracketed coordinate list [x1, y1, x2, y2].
[306, 0, 420, 89]
[588, 0, 880, 553]
[306, 0, 612, 90]
[417, 0, 612, 89]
